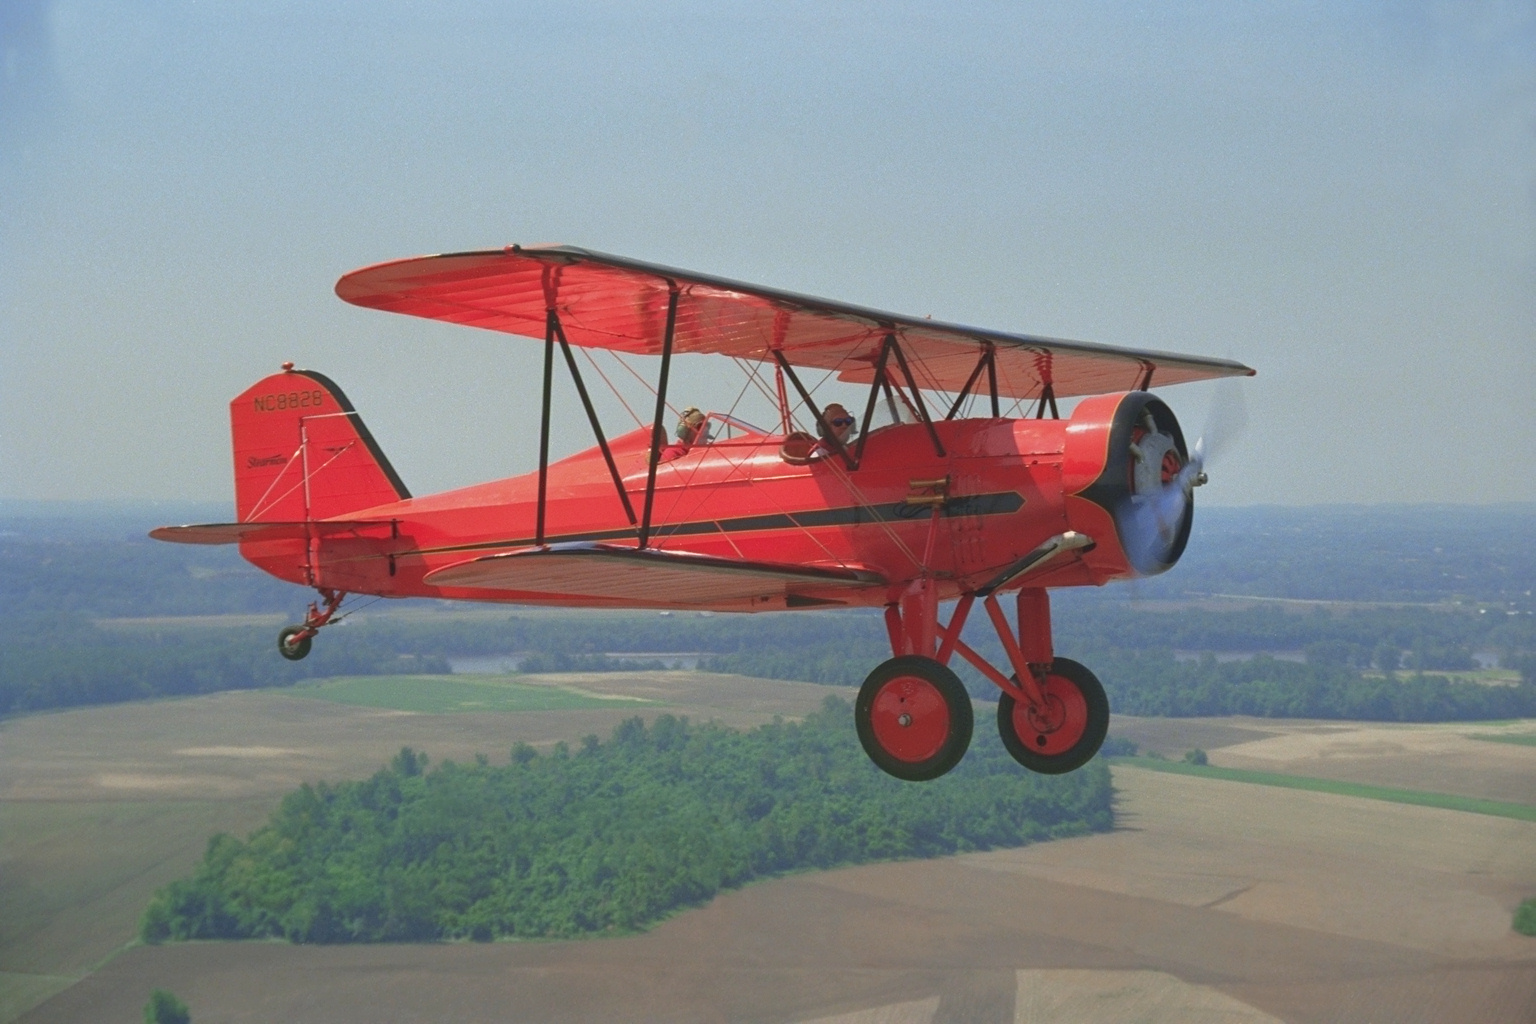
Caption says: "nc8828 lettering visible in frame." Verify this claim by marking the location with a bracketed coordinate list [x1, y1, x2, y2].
[254, 390, 326, 413]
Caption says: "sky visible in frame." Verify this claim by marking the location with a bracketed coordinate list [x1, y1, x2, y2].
[1, 1, 1532, 507]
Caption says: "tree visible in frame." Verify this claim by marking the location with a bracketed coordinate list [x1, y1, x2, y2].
[144, 989, 190, 1024]
[390, 747, 426, 777]
[1516, 897, 1536, 937]
[140, 702, 1115, 944]
[1508, 654, 1536, 686]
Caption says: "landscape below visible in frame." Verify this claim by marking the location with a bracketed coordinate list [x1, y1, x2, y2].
[141, 700, 1112, 943]
[5, 688, 1533, 1024]
[2, 505, 1533, 724]
[1, 503, 1534, 1022]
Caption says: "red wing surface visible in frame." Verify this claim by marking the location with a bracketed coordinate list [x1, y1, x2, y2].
[424, 543, 885, 604]
[336, 246, 1254, 399]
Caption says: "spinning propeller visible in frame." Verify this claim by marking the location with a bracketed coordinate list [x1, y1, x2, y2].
[1121, 379, 1248, 575]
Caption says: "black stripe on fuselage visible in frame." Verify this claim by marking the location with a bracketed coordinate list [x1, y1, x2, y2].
[406, 491, 1024, 559]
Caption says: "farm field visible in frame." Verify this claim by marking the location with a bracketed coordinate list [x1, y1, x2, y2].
[1114, 756, 1536, 820]
[1113, 715, 1536, 807]
[16, 766, 1536, 1024]
[290, 674, 652, 713]
[4, 679, 1535, 1023]
[1474, 733, 1536, 748]
[0, 671, 838, 1021]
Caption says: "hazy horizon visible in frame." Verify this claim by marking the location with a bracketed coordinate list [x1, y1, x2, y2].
[3, 2, 1532, 506]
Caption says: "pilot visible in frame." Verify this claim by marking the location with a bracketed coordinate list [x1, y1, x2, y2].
[659, 407, 707, 462]
[818, 403, 855, 448]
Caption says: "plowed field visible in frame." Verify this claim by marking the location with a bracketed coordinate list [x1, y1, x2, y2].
[4, 682, 1534, 1023]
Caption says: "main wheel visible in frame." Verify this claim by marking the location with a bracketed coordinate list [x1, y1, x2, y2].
[997, 658, 1108, 775]
[855, 656, 973, 782]
[278, 626, 312, 661]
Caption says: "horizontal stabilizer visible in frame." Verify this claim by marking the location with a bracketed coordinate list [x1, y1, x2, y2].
[149, 521, 398, 546]
[424, 542, 885, 604]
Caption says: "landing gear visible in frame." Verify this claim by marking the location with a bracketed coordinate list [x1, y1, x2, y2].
[276, 588, 345, 662]
[278, 625, 313, 661]
[856, 656, 973, 781]
[996, 659, 1108, 774]
[856, 580, 1112, 780]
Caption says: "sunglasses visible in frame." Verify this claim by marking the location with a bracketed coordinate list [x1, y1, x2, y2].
[830, 417, 854, 426]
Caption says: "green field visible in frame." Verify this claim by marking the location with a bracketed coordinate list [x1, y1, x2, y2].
[291, 675, 651, 713]
[1359, 668, 1524, 686]
[1470, 733, 1536, 748]
[0, 797, 278, 1023]
[1110, 757, 1536, 822]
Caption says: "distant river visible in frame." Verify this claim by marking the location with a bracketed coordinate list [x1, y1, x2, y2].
[447, 653, 703, 673]
[1172, 650, 1306, 664]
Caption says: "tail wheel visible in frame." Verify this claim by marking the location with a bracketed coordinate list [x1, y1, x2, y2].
[997, 657, 1108, 775]
[278, 626, 313, 661]
[855, 656, 973, 782]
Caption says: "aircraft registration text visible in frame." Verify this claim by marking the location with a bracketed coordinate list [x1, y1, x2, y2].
[254, 390, 326, 412]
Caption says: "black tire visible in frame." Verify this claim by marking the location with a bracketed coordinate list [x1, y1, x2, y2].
[996, 657, 1108, 775]
[855, 655, 973, 782]
[278, 625, 312, 661]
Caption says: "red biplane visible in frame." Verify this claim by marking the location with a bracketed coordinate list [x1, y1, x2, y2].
[153, 246, 1253, 781]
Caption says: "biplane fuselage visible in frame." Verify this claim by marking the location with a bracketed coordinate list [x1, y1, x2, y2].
[234, 384, 1151, 612]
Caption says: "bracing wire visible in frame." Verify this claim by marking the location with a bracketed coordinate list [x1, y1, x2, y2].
[611, 350, 681, 421]
[581, 348, 645, 430]
[821, 457, 924, 570]
[730, 357, 784, 421]
[333, 593, 387, 623]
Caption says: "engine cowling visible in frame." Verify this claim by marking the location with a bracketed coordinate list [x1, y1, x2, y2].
[1061, 391, 1192, 579]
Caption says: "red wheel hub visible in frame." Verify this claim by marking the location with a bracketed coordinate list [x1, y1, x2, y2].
[869, 675, 952, 763]
[1013, 673, 1089, 756]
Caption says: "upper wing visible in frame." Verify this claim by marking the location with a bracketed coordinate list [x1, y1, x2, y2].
[423, 542, 885, 605]
[336, 245, 1254, 400]
[150, 521, 398, 545]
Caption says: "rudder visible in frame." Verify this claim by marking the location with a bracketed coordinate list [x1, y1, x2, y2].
[230, 366, 409, 522]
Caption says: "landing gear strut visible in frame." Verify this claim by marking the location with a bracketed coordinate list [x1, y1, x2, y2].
[277, 588, 345, 661]
[858, 584, 1109, 780]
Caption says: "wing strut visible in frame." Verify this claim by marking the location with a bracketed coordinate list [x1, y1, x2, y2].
[638, 284, 680, 549]
[554, 317, 636, 525]
[885, 333, 946, 457]
[536, 310, 556, 545]
[986, 350, 1000, 417]
[537, 286, 643, 544]
[854, 336, 895, 467]
[1033, 383, 1059, 420]
[944, 344, 1000, 421]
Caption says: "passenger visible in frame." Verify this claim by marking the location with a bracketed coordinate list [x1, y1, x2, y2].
[780, 405, 854, 465]
[659, 407, 707, 462]
[819, 403, 855, 448]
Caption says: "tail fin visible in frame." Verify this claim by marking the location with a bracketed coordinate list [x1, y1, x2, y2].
[230, 367, 409, 522]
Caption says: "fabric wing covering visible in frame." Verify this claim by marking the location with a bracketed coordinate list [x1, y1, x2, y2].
[425, 543, 885, 605]
[336, 246, 1254, 401]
